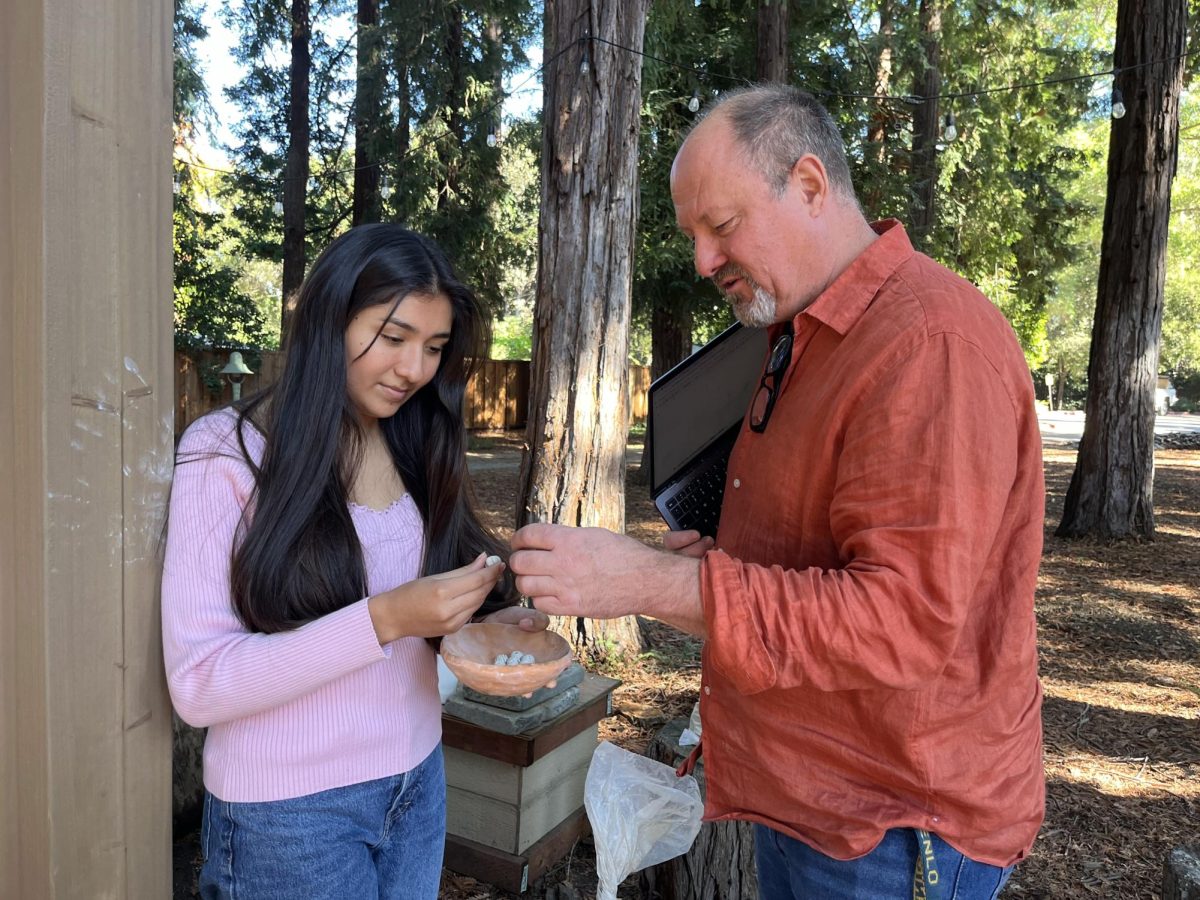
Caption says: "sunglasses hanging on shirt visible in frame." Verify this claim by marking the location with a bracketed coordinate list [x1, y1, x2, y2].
[749, 325, 794, 433]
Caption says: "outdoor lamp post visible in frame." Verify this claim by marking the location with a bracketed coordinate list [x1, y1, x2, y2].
[220, 351, 254, 401]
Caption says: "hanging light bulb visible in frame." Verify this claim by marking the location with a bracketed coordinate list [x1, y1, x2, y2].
[380, 175, 392, 200]
[172, 174, 182, 195]
[580, 48, 590, 76]
[1111, 85, 1126, 120]
[272, 199, 283, 215]
[943, 110, 957, 142]
[688, 92, 701, 113]
[486, 124, 497, 148]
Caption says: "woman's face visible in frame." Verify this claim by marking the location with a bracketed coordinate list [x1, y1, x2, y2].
[344, 291, 454, 426]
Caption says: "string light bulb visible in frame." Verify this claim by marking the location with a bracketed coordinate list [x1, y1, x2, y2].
[1111, 85, 1126, 119]
[380, 175, 392, 200]
[272, 199, 283, 215]
[688, 92, 701, 113]
[943, 110, 957, 142]
[486, 124, 497, 148]
[172, 174, 181, 195]
[580, 47, 590, 75]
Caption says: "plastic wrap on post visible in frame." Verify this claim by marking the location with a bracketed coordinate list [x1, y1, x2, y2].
[585, 741, 703, 900]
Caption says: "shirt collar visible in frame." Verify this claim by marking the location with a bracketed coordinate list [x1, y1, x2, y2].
[782, 219, 914, 338]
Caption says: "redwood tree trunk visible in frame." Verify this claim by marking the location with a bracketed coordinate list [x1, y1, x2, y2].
[908, 0, 940, 249]
[352, 0, 382, 226]
[1057, 0, 1187, 540]
[755, 0, 788, 84]
[517, 0, 651, 658]
[437, 2, 466, 211]
[866, 0, 893, 159]
[281, 0, 310, 343]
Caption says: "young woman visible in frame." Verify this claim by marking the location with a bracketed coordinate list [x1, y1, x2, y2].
[162, 225, 543, 899]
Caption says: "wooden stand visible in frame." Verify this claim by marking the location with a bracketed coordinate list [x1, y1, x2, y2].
[442, 672, 619, 893]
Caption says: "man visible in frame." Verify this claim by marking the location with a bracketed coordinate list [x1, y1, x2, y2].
[509, 85, 1044, 898]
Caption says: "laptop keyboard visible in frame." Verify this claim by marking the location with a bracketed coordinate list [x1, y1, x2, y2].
[664, 459, 727, 535]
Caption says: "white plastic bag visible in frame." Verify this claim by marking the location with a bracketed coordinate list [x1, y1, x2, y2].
[584, 741, 703, 900]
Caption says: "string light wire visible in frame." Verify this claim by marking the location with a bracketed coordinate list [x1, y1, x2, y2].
[177, 33, 1199, 189]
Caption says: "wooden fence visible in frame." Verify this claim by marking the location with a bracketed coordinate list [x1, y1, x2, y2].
[176, 350, 651, 437]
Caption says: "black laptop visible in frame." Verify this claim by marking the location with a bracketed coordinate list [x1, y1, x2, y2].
[647, 323, 768, 537]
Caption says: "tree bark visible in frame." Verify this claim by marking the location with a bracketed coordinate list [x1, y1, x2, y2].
[352, 0, 382, 225]
[866, 0, 893, 160]
[755, 0, 788, 84]
[517, 0, 651, 658]
[437, 1, 466, 211]
[281, 0, 310, 343]
[908, 0, 940, 250]
[1162, 843, 1200, 899]
[1057, 0, 1188, 540]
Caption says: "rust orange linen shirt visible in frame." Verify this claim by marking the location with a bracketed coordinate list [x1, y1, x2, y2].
[699, 220, 1045, 868]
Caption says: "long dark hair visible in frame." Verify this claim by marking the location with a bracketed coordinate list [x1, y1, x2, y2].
[223, 225, 514, 633]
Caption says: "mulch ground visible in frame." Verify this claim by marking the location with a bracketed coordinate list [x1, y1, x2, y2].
[174, 434, 1200, 899]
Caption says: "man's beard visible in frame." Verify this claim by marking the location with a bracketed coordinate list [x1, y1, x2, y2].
[715, 264, 777, 327]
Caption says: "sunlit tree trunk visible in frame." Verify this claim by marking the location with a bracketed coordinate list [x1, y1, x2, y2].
[1057, 0, 1187, 540]
[517, 0, 651, 658]
[281, 0, 310, 342]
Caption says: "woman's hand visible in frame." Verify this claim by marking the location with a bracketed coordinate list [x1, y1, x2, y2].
[478, 604, 550, 632]
[368, 553, 507, 644]
[663, 529, 714, 558]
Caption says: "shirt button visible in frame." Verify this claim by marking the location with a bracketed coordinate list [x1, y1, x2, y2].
[732, 478, 741, 488]
[704, 686, 711, 696]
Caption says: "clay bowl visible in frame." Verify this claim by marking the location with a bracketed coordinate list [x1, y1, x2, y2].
[440, 623, 573, 697]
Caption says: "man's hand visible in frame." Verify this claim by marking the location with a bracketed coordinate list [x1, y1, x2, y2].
[478, 604, 550, 632]
[508, 524, 708, 637]
[664, 529, 715, 558]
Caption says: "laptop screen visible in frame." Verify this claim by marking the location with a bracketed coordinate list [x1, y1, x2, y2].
[648, 323, 768, 493]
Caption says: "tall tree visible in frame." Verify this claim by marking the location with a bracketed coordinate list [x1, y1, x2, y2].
[281, 0, 311, 341]
[516, 0, 652, 658]
[352, 0, 383, 225]
[1058, 0, 1189, 539]
[756, 0, 788, 83]
[908, 0, 941, 249]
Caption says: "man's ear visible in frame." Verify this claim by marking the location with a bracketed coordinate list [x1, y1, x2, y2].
[789, 154, 829, 215]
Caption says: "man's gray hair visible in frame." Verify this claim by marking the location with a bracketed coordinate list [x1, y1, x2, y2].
[699, 84, 857, 200]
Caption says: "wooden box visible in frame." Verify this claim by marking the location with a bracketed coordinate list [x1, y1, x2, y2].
[442, 672, 619, 893]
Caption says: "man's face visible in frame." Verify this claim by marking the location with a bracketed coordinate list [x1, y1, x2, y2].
[671, 117, 825, 326]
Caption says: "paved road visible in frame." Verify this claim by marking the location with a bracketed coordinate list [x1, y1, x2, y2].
[1038, 410, 1200, 446]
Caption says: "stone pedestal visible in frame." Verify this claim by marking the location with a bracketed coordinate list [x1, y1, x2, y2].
[442, 671, 619, 893]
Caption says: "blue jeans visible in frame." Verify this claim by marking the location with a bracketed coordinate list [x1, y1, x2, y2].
[200, 747, 446, 899]
[754, 824, 1013, 899]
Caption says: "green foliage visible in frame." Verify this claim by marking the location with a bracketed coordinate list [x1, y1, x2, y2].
[173, 165, 273, 352]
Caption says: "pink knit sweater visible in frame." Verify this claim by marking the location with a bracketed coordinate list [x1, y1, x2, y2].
[161, 410, 441, 802]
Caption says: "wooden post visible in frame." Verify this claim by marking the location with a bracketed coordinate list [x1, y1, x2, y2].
[0, 0, 174, 896]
